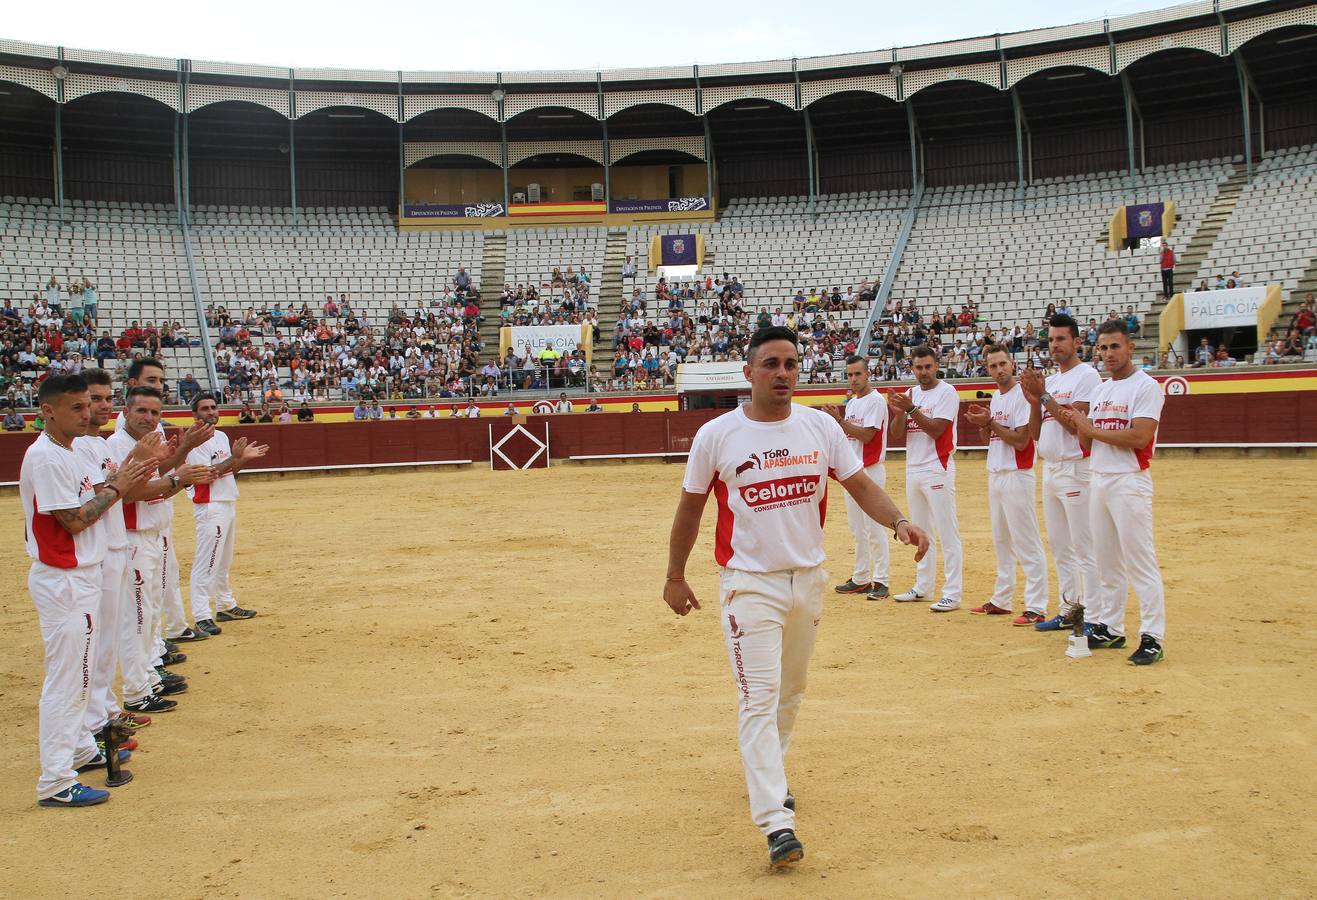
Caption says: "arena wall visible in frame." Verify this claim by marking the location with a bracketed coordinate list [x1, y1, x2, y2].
[1, 371, 1312, 482]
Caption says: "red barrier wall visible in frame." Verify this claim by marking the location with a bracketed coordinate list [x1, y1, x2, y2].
[2, 391, 1312, 482]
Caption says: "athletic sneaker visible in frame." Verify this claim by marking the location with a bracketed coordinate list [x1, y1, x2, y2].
[195, 618, 222, 636]
[893, 589, 926, 603]
[834, 579, 871, 594]
[1086, 623, 1127, 650]
[866, 582, 890, 600]
[1013, 611, 1046, 627]
[171, 627, 208, 642]
[113, 737, 139, 752]
[76, 749, 131, 773]
[153, 679, 188, 697]
[155, 667, 186, 687]
[38, 783, 110, 808]
[1034, 614, 1070, 632]
[1128, 634, 1164, 666]
[767, 829, 804, 868]
[161, 650, 187, 666]
[116, 711, 151, 728]
[784, 791, 796, 812]
[929, 597, 961, 613]
[970, 602, 1011, 615]
[124, 695, 178, 714]
[215, 606, 257, 621]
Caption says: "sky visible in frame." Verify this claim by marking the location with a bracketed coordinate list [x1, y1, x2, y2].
[6, 0, 1188, 72]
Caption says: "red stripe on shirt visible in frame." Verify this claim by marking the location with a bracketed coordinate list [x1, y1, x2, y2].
[935, 423, 955, 470]
[1014, 440, 1036, 470]
[711, 474, 735, 567]
[192, 482, 211, 504]
[32, 497, 78, 568]
[861, 427, 884, 467]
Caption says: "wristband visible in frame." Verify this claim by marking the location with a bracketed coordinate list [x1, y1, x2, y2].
[892, 517, 910, 535]
[105, 483, 121, 498]
[169, 474, 180, 492]
[666, 576, 685, 582]
[1039, 391, 1054, 406]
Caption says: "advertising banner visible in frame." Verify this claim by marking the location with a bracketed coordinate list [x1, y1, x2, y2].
[609, 197, 709, 214]
[1184, 286, 1267, 329]
[403, 202, 506, 218]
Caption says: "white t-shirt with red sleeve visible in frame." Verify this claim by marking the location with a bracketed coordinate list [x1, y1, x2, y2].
[844, 389, 888, 467]
[105, 429, 172, 531]
[1089, 370, 1164, 474]
[21, 433, 107, 568]
[75, 434, 128, 550]
[186, 430, 238, 504]
[1038, 362, 1102, 463]
[682, 404, 862, 572]
[903, 380, 960, 472]
[985, 382, 1036, 473]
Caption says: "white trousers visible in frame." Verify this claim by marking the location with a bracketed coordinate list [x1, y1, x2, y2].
[161, 525, 189, 642]
[83, 546, 128, 734]
[844, 463, 890, 584]
[906, 462, 963, 602]
[30, 562, 101, 800]
[191, 502, 238, 620]
[1042, 460, 1099, 616]
[987, 470, 1049, 614]
[719, 565, 826, 837]
[126, 529, 164, 700]
[1090, 470, 1166, 640]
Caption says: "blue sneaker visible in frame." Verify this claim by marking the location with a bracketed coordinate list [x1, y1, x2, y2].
[1034, 614, 1069, 632]
[76, 749, 131, 773]
[38, 783, 111, 807]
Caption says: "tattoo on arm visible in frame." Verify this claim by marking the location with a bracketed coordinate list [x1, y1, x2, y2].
[50, 489, 119, 534]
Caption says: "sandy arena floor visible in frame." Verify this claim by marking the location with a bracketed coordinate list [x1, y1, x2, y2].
[0, 456, 1314, 898]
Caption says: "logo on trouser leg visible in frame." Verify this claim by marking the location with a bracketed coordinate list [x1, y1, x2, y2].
[133, 571, 145, 632]
[207, 528, 221, 572]
[732, 639, 750, 707]
[728, 613, 745, 639]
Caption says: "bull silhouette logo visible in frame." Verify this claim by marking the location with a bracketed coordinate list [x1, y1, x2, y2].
[728, 614, 745, 638]
[735, 453, 761, 477]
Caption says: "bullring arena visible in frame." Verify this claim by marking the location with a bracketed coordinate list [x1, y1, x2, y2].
[3, 0, 1317, 894]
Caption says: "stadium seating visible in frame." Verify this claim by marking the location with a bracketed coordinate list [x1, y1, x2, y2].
[0, 200, 210, 379]
[4, 150, 1316, 403]
[1192, 147, 1317, 293]
[503, 227, 605, 307]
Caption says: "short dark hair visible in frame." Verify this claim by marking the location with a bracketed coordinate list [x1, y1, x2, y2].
[911, 345, 938, 362]
[845, 354, 865, 367]
[127, 357, 165, 382]
[1048, 312, 1080, 338]
[747, 326, 799, 363]
[38, 374, 88, 404]
[125, 386, 164, 406]
[1097, 320, 1129, 338]
[82, 368, 112, 388]
[191, 391, 219, 412]
[983, 342, 1013, 360]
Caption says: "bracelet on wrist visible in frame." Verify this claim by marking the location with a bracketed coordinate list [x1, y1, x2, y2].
[666, 576, 685, 582]
[892, 517, 910, 534]
[105, 483, 121, 498]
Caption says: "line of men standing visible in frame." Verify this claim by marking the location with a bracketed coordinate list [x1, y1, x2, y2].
[21, 357, 267, 807]
[831, 315, 1168, 666]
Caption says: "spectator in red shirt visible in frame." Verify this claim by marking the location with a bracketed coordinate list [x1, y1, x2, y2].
[1160, 242, 1177, 298]
[1293, 294, 1315, 336]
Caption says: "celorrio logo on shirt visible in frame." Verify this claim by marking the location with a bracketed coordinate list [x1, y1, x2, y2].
[739, 475, 822, 511]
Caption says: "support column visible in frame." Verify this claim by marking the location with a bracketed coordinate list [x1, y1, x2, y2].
[598, 73, 610, 207]
[1234, 54, 1258, 184]
[53, 50, 66, 224]
[1120, 71, 1139, 191]
[1011, 88, 1028, 191]
[702, 115, 714, 206]
[495, 78, 509, 210]
[289, 70, 298, 224]
[397, 76, 406, 218]
[181, 113, 192, 224]
[906, 100, 920, 189]
[803, 107, 817, 214]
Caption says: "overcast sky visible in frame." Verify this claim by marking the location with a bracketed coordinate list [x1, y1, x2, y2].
[7, 0, 1185, 71]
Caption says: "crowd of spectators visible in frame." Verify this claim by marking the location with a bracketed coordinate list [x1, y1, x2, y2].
[205, 266, 489, 404]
